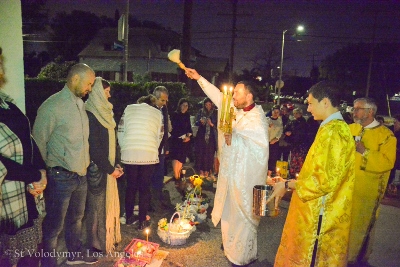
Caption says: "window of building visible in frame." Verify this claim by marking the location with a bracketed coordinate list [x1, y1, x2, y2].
[151, 72, 178, 82]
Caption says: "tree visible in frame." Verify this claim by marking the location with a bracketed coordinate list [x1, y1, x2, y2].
[284, 76, 313, 96]
[248, 43, 281, 81]
[47, 10, 102, 61]
[21, 0, 50, 77]
[309, 66, 319, 85]
[238, 42, 314, 101]
[37, 60, 76, 80]
[21, 0, 48, 33]
[320, 42, 400, 113]
[234, 68, 268, 101]
[99, 15, 117, 28]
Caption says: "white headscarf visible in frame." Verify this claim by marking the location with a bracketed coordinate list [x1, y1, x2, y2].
[85, 77, 116, 130]
[85, 77, 121, 252]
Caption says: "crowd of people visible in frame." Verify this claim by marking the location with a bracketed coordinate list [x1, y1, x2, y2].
[266, 104, 319, 178]
[1, 48, 399, 267]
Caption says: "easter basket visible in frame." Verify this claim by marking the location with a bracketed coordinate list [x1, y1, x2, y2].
[157, 212, 195, 246]
[124, 238, 159, 264]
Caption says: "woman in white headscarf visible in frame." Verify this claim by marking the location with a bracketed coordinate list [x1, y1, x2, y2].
[85, 77, 122, 253]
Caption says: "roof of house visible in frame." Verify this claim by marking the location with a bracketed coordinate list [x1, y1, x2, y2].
[79, 27, 192, 59]
[80, 57, 178, 73]
[78, 27, 228, 74]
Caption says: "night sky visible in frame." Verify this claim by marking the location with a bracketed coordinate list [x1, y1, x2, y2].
[45, 0, 400, 77]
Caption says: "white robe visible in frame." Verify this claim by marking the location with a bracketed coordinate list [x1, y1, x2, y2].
[197, 77, 269, 265]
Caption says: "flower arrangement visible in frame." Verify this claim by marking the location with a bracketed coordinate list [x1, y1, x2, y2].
[189, 175, 203, 186]
[157, 216, 194, 233]
[190, 173, 215, 189]
[174, 183, 211, 224]
[157, 218, 168, 231]
[157, 212, 196, 245]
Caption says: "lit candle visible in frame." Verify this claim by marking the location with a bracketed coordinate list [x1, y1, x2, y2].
[145, 228, 149, 243]
[276, 167, 280, 176]
[221, 86, 227, 127]
[225, 87, 233, 122]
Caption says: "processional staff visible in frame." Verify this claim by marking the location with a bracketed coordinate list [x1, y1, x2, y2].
[168, 49, 235, 133]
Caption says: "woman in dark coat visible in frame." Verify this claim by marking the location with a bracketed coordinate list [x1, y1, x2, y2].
[0, 47, 47, 266]
[195, 98, 217, 178]
[283, 107, 308, 177]
[85, 77, 122, 253]
[169, 98, 192, 185]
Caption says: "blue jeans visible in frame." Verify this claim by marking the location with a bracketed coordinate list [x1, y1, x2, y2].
[268, 142, 280, 172]
[41, 168, 87, 267]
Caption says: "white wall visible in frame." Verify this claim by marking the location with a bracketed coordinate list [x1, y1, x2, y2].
[0, 0, 25, 113]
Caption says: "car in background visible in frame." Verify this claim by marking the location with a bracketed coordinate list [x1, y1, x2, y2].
[283, 102, 295, 110]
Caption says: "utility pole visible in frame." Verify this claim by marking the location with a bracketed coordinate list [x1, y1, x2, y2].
[307, 53, 319, 68]
[218, 0, 251, 84]
[229, 0, 237, 84]
[123, 0, 129, 82]
[307, 53, 320, 82]
[366, 11, 377, 97]
[181, 0, 193, 87]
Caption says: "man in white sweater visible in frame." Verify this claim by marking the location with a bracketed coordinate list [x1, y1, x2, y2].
[118, 95, 162, 230]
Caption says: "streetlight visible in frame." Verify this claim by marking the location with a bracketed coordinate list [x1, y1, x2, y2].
[277, 25, 304, 105]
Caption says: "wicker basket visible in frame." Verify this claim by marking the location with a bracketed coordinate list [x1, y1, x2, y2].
[157, 212, 194, 246]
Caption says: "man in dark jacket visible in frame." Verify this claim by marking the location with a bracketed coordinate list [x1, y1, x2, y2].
[150, 86, 172, 212]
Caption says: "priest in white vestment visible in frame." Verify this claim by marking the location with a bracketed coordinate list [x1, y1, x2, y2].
[186, 68, 269, 266]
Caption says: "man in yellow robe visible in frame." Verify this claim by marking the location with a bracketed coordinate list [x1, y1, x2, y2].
[348, 97, 396, 265]
[268, 81, 356, 267]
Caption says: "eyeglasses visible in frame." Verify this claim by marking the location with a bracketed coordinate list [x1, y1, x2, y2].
[353, 107, 370, 112]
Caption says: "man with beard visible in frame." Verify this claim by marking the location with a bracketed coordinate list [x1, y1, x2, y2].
[185, 68, 269, 266]
[33, 63, 97, 266]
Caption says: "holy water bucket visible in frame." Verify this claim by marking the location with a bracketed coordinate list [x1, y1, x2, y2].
[253, 185, 277, 217]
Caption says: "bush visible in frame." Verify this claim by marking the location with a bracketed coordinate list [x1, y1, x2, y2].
[143, 81, 188, 112]
[37, 61, 77, 80]
[25, 78, 191, 124]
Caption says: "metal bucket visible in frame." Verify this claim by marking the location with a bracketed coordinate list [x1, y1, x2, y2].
[253, 185, 276, 217]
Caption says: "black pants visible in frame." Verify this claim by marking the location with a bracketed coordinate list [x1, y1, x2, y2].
[279, 145, 291, 162]
[268, 142, 280, 171]
[311, 215, 323, 267]
[124, 164, 155, 222]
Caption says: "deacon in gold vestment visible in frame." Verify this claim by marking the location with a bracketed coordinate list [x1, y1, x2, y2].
[347, 98, 396, 265]
[268, 81, 355, 267]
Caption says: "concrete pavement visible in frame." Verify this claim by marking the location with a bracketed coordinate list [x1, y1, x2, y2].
[65, 181, 400, 267]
